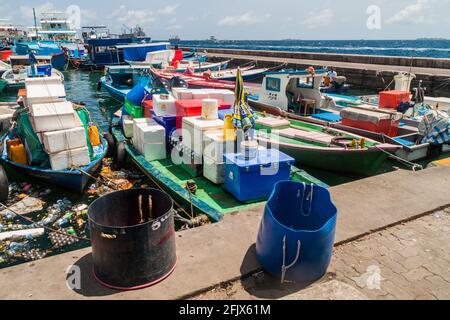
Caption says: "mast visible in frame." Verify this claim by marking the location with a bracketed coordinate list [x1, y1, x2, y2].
[33, 8, 38, 39]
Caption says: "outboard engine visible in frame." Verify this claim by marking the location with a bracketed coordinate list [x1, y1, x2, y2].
[152, 77, 171, 91]
[170, 76, 188, 89]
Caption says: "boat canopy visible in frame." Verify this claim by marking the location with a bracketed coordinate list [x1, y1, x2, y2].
[116, 42, 171, 62]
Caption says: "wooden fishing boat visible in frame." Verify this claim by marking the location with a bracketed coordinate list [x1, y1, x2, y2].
[195, 65, 270, 81]
[0, 55, 64, 91]
[151, 68, 261, 94]
[0, 136, 107, 193]
[247, 69, 446, 163]
[254, 114, 400, 176]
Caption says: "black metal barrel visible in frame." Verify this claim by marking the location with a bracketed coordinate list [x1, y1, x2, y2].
[88, 188, 177, 290]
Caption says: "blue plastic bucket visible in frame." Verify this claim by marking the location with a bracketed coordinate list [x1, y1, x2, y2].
[256, 181, 337, 283]
[126, 83, 146, 106]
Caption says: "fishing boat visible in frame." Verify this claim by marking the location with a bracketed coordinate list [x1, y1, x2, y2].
[1, 136, 107, 193]
[196, 65, 270, 81]
[248, 69, 448, 163]
[78, 39, 161, 69]
[0, 78, 108, 193]
[0, 55, 64, 91]
[151, 67, 261, 94]
[15, 42, 70, 71]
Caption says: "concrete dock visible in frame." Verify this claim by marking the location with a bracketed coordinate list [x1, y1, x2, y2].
[1, 165, 449, 300]
[187, 48, 450, 97]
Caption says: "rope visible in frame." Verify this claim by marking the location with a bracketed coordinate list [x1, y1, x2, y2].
[375, 145, 424, 172]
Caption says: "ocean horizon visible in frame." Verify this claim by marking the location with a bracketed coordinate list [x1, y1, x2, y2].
[169, 39, 450, 59]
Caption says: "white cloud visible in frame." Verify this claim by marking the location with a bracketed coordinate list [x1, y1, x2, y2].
[157, 5, 179, 15]
[109, 5, 155, 29]
[19, 2, 56, 20]
[386, 0, 431, 24]
[301, 8, 334, 29]
[217, 12, 271, 26]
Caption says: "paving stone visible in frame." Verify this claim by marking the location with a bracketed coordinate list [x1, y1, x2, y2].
[403, 268, 434, 282]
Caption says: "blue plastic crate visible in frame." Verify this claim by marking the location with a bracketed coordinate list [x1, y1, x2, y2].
[224, 148, 294, 203]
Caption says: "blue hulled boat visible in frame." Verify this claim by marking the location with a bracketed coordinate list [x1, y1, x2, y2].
[1, 137, 107, 193]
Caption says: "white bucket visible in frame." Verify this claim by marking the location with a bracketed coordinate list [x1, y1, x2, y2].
[201, 99, 219, 120]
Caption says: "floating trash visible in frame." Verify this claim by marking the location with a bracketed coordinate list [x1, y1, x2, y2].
[22, 248, 47, 261]
[48, 229, 80, 249]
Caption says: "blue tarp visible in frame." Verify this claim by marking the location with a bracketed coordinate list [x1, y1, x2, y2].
[123, 45, 169, 62]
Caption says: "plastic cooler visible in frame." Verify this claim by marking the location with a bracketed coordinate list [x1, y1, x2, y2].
[340, 107, 400, 137]
[175, 99, 232, 129]
[224, 148, 294, 203]
[36, 65, 52, 77]
[151, 111, 177, 152]
[143, 100, 153, 118]
[378, 90, 410, 109]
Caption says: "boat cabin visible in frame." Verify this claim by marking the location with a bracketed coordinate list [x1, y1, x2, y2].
[258, 69, 327, 115]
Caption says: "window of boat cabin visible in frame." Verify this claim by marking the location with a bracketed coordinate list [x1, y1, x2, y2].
[296, 77, 314, 89]
[266, 77, 281, 92]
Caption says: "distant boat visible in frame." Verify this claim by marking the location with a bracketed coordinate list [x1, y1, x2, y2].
[169, 35, 180, 44]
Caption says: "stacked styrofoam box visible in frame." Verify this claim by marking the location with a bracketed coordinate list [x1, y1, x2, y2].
[132, 118, 166, 162]
[24, 76, 66, 108]
[203, 131, 232, 184]
[25, 77, 90, 170]
[122, 115, 134, 138]
[182, 116, 224, 156]
[153, 94, 177, 117]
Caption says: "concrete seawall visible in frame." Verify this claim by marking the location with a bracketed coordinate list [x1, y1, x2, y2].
[184, 47, 450, 97]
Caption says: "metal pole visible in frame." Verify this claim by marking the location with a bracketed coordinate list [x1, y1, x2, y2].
[33, 8, 38, 40]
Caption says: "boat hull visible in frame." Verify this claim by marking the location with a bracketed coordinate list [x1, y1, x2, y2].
[1, 138, 108, 193]
[262, 138, 390, 176]
[100, 77, 129, 102]
[51, 53, 69, 72]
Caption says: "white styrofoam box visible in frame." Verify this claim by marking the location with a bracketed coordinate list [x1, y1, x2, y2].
[132, 118, 156, 151]
[49, 147, 90, 171]
[30, 101, 76, 133]
[219, 90, 235, 105]
[172, 88, 193, 100]
[122, 115, 134, 138]
[201, 99, 219, 120]
[203, 131, 234, 163]
[134, 120, 165, 155]
[153, 94, 177, 117]
[180, 144, 203, 166]
[42, 127, 87, 154]
[182, 116, 224, 155]
[142, 142, 166, 162]
[25, 77, 66, 107]
[203, 155, 226, 184]
[192, 90, 209, 100]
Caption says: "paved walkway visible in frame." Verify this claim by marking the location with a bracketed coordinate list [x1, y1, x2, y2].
[1, 166, 449, 300]
[193, 207, 450, 300]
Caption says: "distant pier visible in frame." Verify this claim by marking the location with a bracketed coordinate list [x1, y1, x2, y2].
[185, 47, 450, 97]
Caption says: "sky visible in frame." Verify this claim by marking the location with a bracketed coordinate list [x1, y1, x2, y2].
[1, 0, 450, 40]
